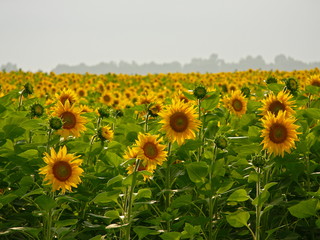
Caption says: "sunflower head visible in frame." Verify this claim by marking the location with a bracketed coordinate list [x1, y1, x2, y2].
[260, 111, 300, 157]
[56, 89, 78, 106]
[134, 133, 167, 167]
[259, 90, 295, 117]
[241, 87, 251, 98]
[252, 154, 266, 168]
[23, 82, 33, 96]
[39, 146, 83, 194]
[49, 116, 63, 130]
[97, 125, 114, 141]
[159, 99, 201, 145]
[215, 135, 228, 149]
[223, 90, 247, 117]
[30, 103, 44, 118]
[193, 86, 207, 99]
[98, 107, 110, 118]
[285, 77, 299, 93]
[308, 74, 320, 87]
[265, 76, 278, 84]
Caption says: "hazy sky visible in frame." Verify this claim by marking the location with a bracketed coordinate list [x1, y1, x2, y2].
[0, 0, 319, 72]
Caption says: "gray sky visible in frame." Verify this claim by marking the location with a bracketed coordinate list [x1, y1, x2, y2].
[0, 0, 319, 72]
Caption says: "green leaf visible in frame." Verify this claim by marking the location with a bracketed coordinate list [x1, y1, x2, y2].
[18, 149, 38, 159]
[55, 219, 78, 228]
[21, 188, 45, 199]
[104, 152, 123, 167]
[35, 195, 57, 210]
[226, 211, 250, 228]
[171, 194, 192, 209]
[264, 182, 278, 191]
[7, 227, 41, 238]
[212, 158, 225, 177]
[227, 189, 249, 202]
[217, 181, 234, 194]
[107, 175, 124, 187]
[288, 199, 318, 218]
[252, 190, 270, 206]
[92, 191, 121, 204]
[3, 124, 25, 140]
[135, 188, 152, 200]
[133, 226, 159, 240]
[181, 223, 201, 239]
[202, 93, 220, 111]
[89, 235, 103, 240]
[185, 161, 209, 183]
[160, 232, 181, 240]
[104, 210, 120, 221]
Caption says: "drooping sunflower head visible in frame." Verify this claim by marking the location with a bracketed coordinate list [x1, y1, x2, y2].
[97, 125, 114, 141]
[261, 111, 300, 157]
[159, 99, 201, 145]
[133, 133, 167, 167]
[39, 146, 84, 194]
[223, 90, 247, 117]
[56, 88, 78, 106]
[259, 90, 295, 117]
[53, 101, 87, 138]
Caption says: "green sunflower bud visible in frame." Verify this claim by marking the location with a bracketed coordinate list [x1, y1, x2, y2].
[49, 117, 63, 130]
[23, 82, 33, 96]
[215, 136, 228, 149]
[285, 77, 298, 92]
[30, 103, 44, 118]
[252, 155, 266, 168]
[241, 87, 251, 98]
[98, 107, 110, 118]
[193, 86, 207, 99]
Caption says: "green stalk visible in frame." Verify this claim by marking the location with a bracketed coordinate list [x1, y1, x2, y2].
[46, 129, 52, 152]
[256, 167, 261, 240]
[197, 99, 202, 162]
[305, 154, 311, 192]
[125, 159, 141, 240]
[165, 142, 172, 231]
[44, 192, 55, 240]
[18, 90, 24, 111]
[145, 112, 149, 133]
[208, 144, 217, 240]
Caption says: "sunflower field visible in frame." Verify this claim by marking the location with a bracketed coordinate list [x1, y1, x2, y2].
[1, 68, 320, 240]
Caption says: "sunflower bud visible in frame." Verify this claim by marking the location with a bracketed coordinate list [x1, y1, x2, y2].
[265, 76, 278, 84]
[193, 86, 207, 99]
[285, 77, 298, 93]
[98, 107, 109, 118]
[215, 136, 228, 149]
[30, 103, 44, 118]
[23, 82, 33, 96]
[114, 109, 123, 118]
[252, 155, 266, 168]
[49, 117, 63, 130]
[241, 87, 251, 98]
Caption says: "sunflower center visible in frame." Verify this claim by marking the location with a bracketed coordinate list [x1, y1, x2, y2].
[232, 99, 243, 112]
[143, 142, 158, 159]
[52, 161, 72, 181]
[269, 123, 288, 144]
[61, 111, 77, 129]
[78, 90, 85, 97]
[170, 112, 189, 132]
[103, 95, 111, 102]
[311, 80, 320, 87]
[268, 100, 285, 115]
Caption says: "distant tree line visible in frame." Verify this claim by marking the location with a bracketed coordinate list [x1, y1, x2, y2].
[2, 54, 320, 74]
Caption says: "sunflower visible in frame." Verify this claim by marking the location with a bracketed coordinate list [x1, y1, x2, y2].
[261, 111, 300, 157]
[98, 125, 114, 141]
[39, 146, 83, 194]
[259, 90, 295, 117]
[53, 100, 87, 138]
[159, 99, 201, 145]
[100, 91, 113, 106]
[308, 74, 320, 87]
[223, 90, 247, 117]
[133, 133, 167, 168]
[56, 88, 78, 105]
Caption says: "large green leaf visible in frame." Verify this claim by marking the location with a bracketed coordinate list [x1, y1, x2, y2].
[226, 211, 250, 228]
[288, 199, 318, 218]
[227, 189, 250, 202]
[185, 161, 209, 183]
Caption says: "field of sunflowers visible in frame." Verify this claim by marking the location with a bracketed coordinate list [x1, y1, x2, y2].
[1, 68, 320, 240]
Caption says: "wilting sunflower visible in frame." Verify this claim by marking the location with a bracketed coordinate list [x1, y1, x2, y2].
[53, 100, 87, 138]
[133, 133, 167, 168]
[223, 90, 247, 117]
[56, 88, 78, 105]
[159, 99, 201, 145]
[261, 111, 300, 157]
[259, 90, 295, 117]
[39, 146, 83, 194]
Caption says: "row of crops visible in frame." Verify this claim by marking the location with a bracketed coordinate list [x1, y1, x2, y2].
[0, 69, 320, 239]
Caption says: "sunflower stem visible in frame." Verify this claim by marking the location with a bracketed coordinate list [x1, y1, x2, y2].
[145, 112, 149, 133]
[208, 144, 217, 240]
[88, 135, 97, 166]
[305, 154, 311, 192]
[255, 167, 262, 240]
[165, 142, 172, 232]
[47, 129, 52, 152]
[125, 158, 141, 240]
[18, 89, 24, 111]
[197, 99, 202, 162]
[44, 191, 55, 240]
